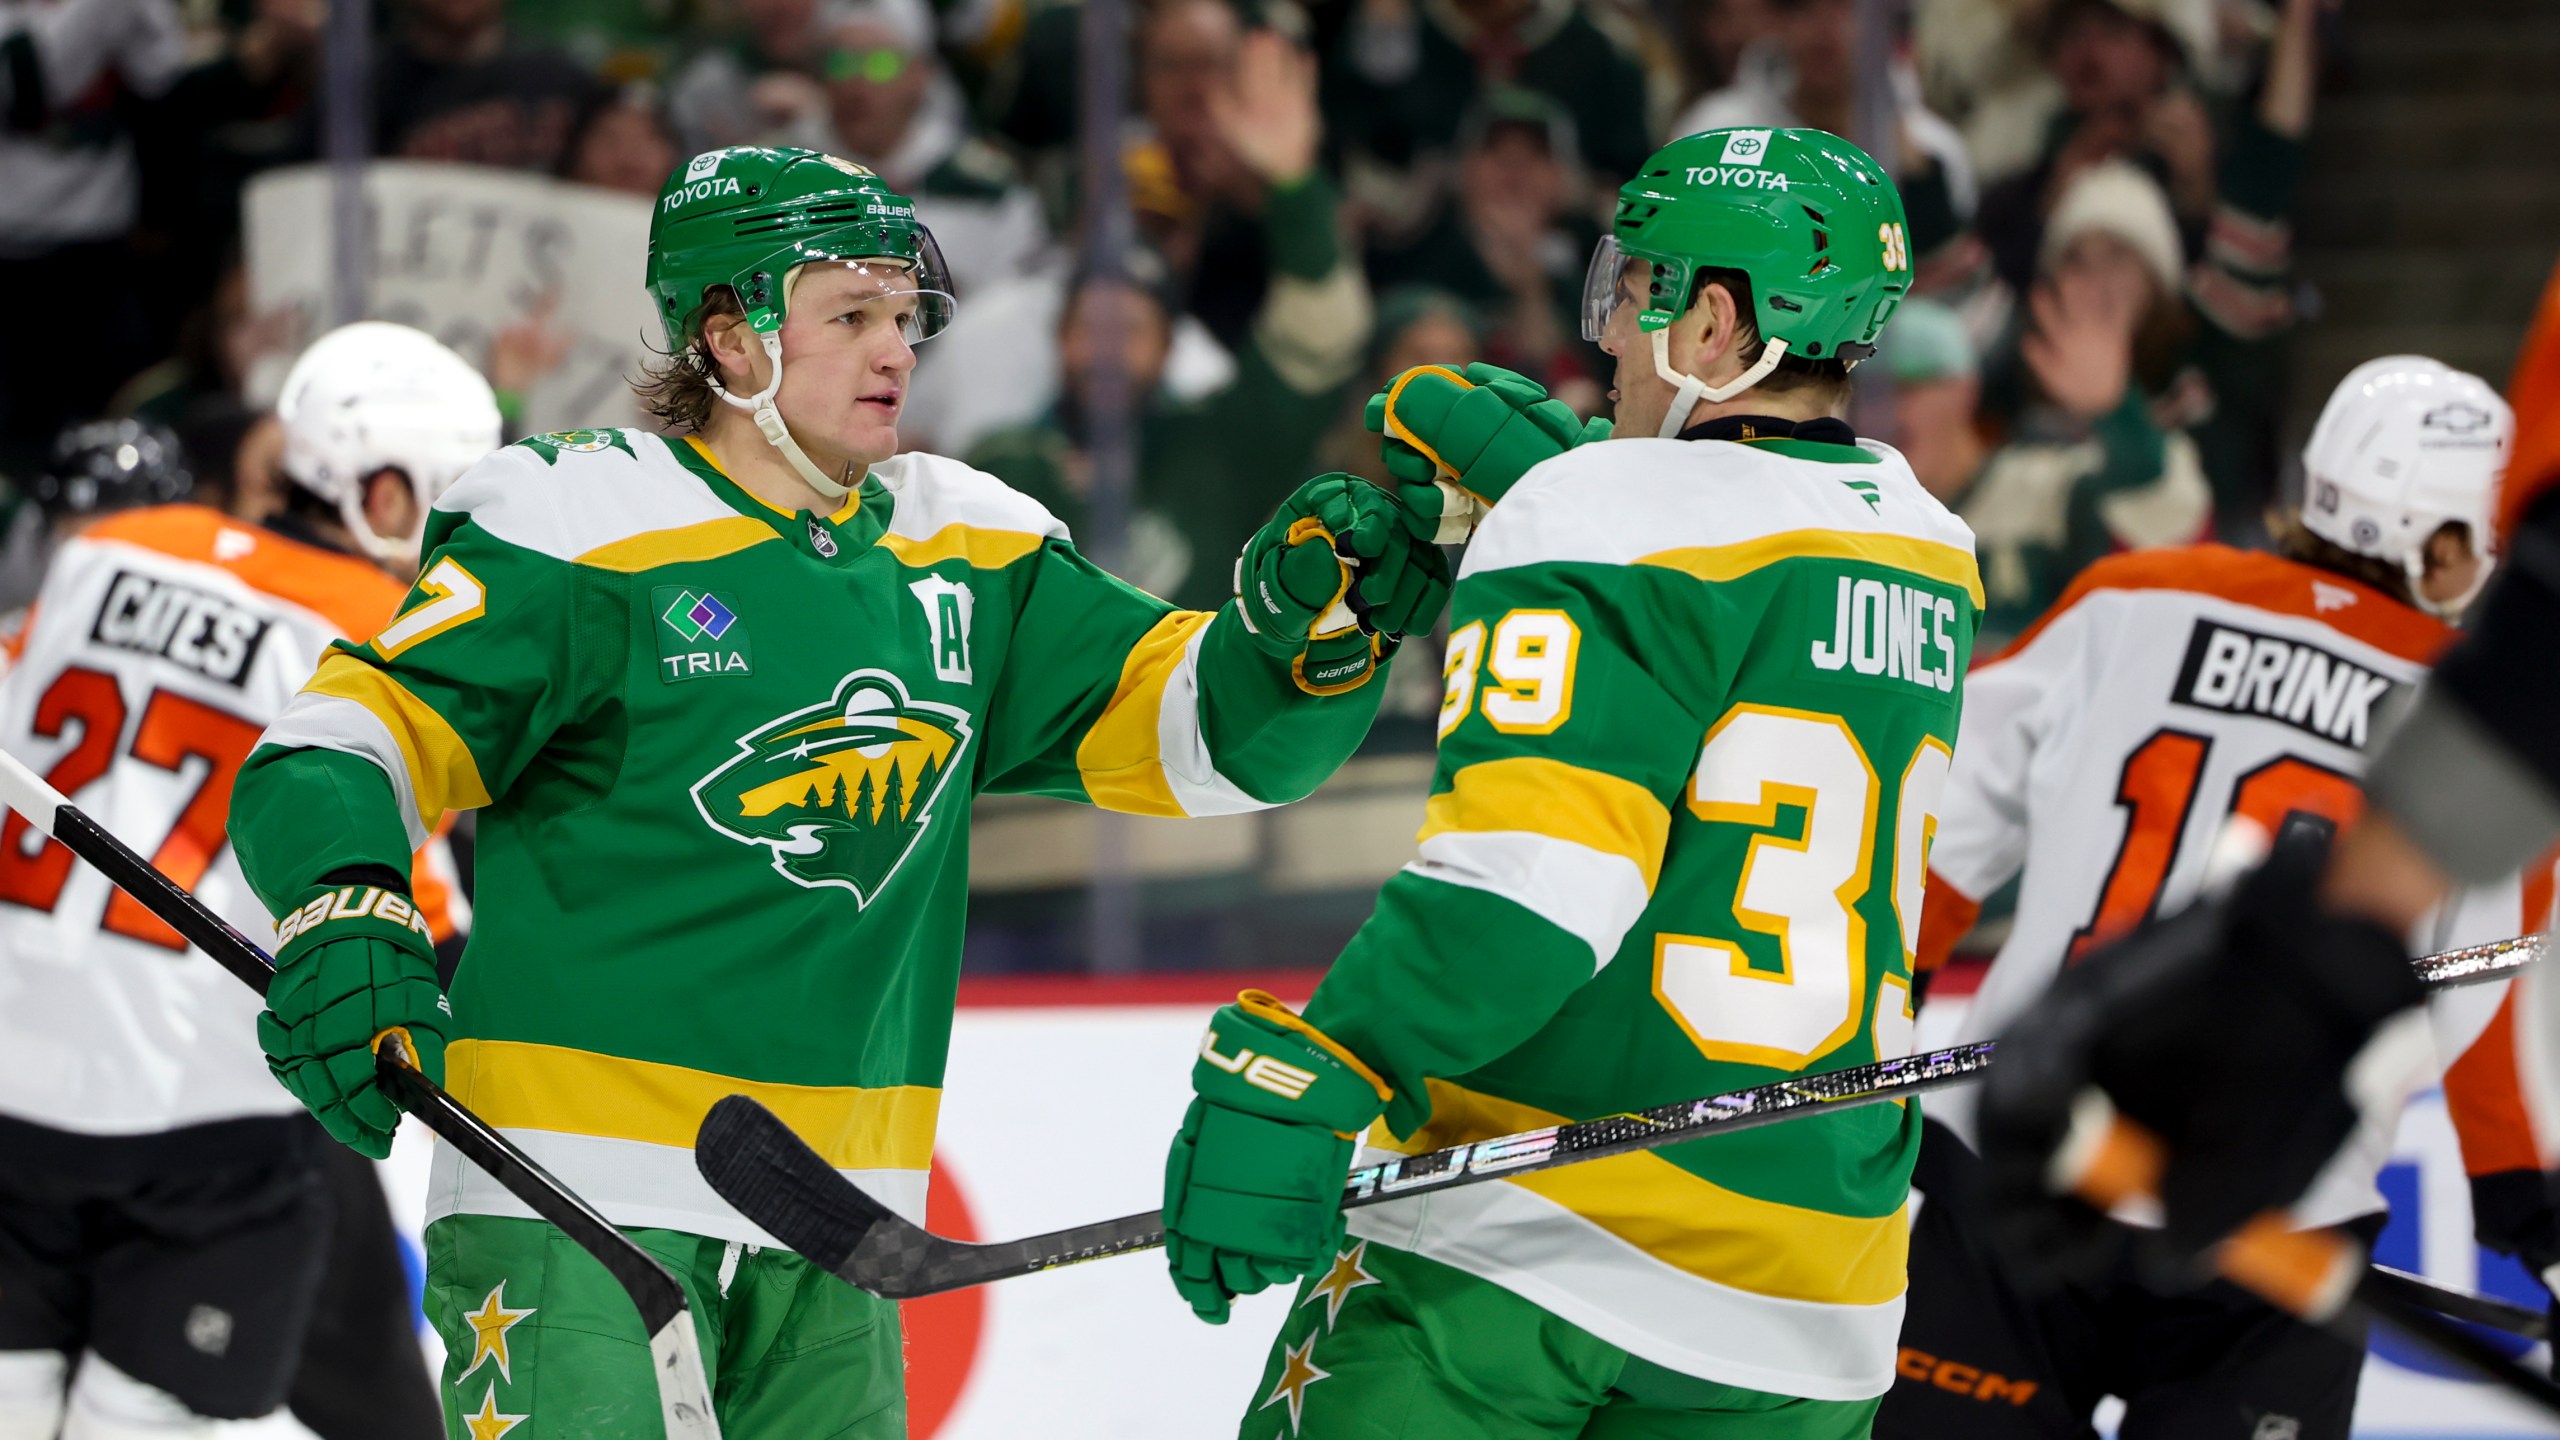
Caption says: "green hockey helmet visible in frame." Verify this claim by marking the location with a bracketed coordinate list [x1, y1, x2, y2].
[648, 146, 954, 342]
[645, 147, 956, 497]
[1582, 128, 1912, 434]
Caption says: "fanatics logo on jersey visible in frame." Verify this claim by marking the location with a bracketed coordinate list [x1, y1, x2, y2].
[2171, 619, 2394, 749]
[89, 569, 272, 688]
[691, 668, 973, 904]
[653, 585, 753, 682]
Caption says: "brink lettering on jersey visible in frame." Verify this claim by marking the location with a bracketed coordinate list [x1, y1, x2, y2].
[1808, 575, 1958, 692]
[2171, 619, 2393, 748]
[89, 570, 272, 687]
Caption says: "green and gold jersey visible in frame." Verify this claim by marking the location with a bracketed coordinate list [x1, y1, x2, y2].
[228, 429, 1385, 1241]
[1305, 433, 1981, 1401]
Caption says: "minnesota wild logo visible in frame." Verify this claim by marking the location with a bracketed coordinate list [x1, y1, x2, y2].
[691, 670, 971, 903]
[515, 430, 637, 465]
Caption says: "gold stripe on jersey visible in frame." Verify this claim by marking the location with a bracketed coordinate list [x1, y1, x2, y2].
[1639, 530, 1986, 609]
[1373, 1079, 1908, 1305]
[1075, 609, 1218, 816]
[575, 517, 781, 574]
[445, 1039, 941, 1172]
[876, 523, 1048, 571]
[1418, 757, 1671, 891]
[303, 655, 491, 829]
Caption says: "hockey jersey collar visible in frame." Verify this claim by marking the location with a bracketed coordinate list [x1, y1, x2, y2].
[672, 435, 893, 565]
[1675, 414, 1879, 464]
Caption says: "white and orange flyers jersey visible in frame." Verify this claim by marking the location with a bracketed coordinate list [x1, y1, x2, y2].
[0, 505, 465, 1139]
[1917, 543, 2529, 1228]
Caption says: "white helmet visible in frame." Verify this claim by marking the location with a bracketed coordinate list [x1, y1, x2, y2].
[2301, 354, 2512, 618]
[277, 322, 503, 563]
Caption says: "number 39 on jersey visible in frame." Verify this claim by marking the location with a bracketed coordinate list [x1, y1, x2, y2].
[1439, 596, 1962, 1075]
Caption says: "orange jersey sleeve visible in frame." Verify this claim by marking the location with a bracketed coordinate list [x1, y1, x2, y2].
[2499, 256, 2560, 546]
[2443, 846, 2560, 1176]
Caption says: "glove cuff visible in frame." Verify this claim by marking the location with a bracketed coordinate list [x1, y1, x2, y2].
[1194, 990, 1392, 1135]
[273, 882, 438, 970]
[1293, 633, 1384, 695]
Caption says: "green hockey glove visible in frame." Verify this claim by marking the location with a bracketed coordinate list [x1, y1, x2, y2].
[1163, 990, 1391, 1324]
[256, 882, 450, 1159]
[1233, 471, 1425, 658]
[1368, 362, 1612, 514]
[1293, 520, 1456, 694]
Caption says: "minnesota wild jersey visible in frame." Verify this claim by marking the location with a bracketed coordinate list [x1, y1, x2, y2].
[227, 428, 1384, 1242]
[1303, 433, 1981, 1401]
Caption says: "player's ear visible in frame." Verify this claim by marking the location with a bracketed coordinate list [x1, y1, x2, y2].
[363, 466, 420, 548]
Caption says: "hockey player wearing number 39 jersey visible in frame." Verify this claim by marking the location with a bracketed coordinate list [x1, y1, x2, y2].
[223, 147, 1454, 1440]
[1161, 128, 1981, 1439]
[1878, 356, 2518, 1440]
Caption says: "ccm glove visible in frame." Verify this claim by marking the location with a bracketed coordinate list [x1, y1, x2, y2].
[1368, 362, 1611, 517]
[1975, 844, 2432, 1288]
[257, 880, 450, 1159]
[1163, 990, 1391, 1324]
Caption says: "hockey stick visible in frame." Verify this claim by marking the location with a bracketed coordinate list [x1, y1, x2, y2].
[2367, 1265, 2548, 1340]
[0, 748, 721, 1440]
[698, 1042, 1999, 1300]
[694, 929, 2552, 1303]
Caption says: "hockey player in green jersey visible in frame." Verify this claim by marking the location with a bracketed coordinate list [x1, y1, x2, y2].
[223, 147, 1452, 1440]
[1162, 127, 1982, 1438]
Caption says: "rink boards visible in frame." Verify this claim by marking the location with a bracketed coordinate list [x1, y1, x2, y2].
[367, 977, 2560, 1438]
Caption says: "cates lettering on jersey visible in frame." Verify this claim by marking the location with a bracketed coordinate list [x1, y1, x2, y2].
[89, 570, 272, 687]
[2172, 619, 2393, 748]
[1809, 575, 1959, 692]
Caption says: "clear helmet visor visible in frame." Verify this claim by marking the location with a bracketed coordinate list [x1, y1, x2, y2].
[1581, 235, 1624, 344]
[780, 225, 959, 342]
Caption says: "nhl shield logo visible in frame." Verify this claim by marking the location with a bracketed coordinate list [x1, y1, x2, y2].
[691, 669, 972, 904]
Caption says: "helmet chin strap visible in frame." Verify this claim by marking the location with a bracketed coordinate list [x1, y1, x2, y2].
[706, 330, 858, 501]
[1650, 328, 1790, 439]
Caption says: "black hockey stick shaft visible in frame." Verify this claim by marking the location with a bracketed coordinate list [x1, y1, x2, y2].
[699, 1042, 2001, 1299]
[695, 928, 2552, 1303]
[0, 750, 721, 1438]
[2367, 1265, 2548, 1340]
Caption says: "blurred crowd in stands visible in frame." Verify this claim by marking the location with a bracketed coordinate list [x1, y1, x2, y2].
[0, 0, 2336, 960]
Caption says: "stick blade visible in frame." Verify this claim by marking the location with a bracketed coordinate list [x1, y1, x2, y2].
[695, 1095, 902, 1278]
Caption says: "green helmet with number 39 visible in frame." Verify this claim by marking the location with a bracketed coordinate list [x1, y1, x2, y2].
[1583, 128, 1912, 434]
[644, 146, 956, 496]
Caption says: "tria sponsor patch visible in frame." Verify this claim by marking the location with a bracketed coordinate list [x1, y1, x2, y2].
[90, 569, 272, 687]
[653, 584, 753, 682]
[2171, 619, 2393, 748]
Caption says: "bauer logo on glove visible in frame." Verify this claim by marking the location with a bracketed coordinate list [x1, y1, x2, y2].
[275, 884, 439, 946]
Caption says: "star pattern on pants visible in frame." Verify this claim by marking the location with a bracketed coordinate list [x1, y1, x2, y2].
[1258, 1331, 1331, 1436]
[1298, 1239, 1381, 1332]
[456, 1282, 536, 1385]
[463, 1382, 530, 1440]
